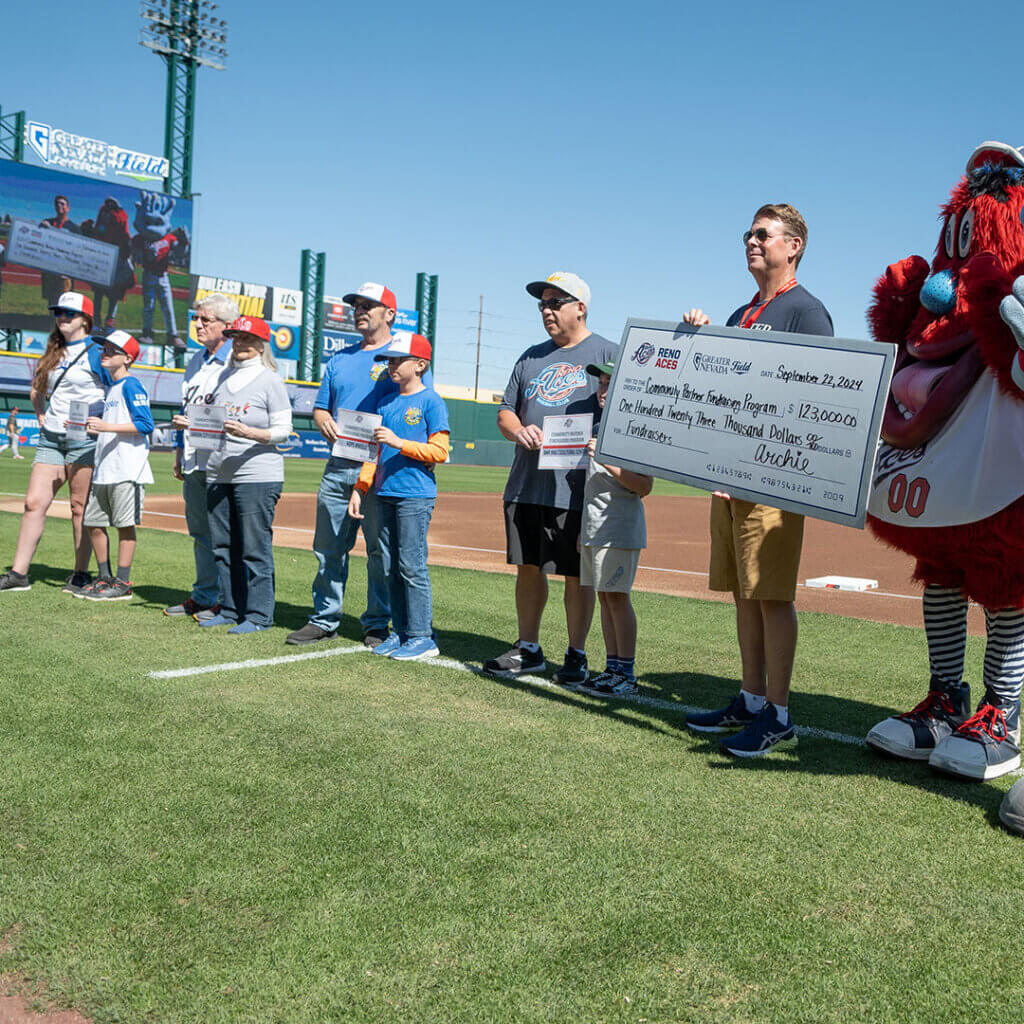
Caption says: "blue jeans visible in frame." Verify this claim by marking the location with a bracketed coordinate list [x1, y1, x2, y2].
[142, 269, 177, 337]
[207, 481, 281, 627]
[183, 469, 219, 607]
[376, 495, 434, 639]
[310, 460, 390, 633]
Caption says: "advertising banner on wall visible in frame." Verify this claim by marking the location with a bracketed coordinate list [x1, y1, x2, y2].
[189, 274, 303, 326]
[0, 159, 193, 342]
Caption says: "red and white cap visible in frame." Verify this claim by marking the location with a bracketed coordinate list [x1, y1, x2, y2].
[373, 331, 432, 361]
[342, 282, 397, 310]
[93, 329, 141, 363]
[49, 291, 94, 317]
[224, 316, 272, 343]
[525, 272, 591, 309]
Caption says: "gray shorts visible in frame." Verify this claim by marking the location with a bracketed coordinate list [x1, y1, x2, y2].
[84, 481, 146, 528]
[580, 545, 641, 592]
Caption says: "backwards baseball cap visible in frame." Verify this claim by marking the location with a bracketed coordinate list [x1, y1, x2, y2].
[525, 272, 591, 309]
[342, 282, 397, 311]
[224, 316, 272, 343]
[93, 328, 141, 363]
[49, 292, 94, 318]
[373, 331, 432, 362]
[586, 360, 615, 377]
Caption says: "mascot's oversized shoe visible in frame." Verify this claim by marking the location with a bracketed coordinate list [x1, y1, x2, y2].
[999, 778, 1024, 836]
[928, 690, 1021, 780]
[866, 680, 971, 760]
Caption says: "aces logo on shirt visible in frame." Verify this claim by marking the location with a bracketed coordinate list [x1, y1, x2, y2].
[404, 407, 423, 426]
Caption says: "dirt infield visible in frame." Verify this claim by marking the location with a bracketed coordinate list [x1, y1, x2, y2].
[0, 489, 985, 634]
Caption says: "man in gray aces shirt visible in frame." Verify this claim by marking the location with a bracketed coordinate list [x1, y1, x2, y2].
[484, 272, 617, 685]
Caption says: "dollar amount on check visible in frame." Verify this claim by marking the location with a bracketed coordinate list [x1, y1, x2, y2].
[594, 320, 895, 528]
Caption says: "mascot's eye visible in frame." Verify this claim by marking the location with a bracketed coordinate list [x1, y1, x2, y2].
[944, 215, 956, 259]
[957, 209, 975, 258]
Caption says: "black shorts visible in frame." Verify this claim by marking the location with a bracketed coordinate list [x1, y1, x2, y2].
[504, 502, 582, 577]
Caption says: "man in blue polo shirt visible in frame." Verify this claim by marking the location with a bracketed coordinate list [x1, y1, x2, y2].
[286, 282, 432, 646]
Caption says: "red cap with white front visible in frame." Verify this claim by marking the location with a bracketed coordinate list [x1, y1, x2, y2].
[342, 282, 397, 310]
[224, 316, 272, 343]
[373, 331, 432, 361]
[49, 291, 94, 317]
[94, 329, 141, 363]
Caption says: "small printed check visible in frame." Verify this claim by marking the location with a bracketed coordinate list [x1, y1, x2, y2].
[331, 409, 382, 462]
[538, 413, 593, 470]
[187, 404, 227, 452]
[66, 400, 89, 443]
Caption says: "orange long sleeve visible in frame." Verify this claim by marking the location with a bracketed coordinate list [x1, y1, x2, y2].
[355, 431, 450, 493]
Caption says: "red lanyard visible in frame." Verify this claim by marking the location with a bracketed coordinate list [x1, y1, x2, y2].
[739, 279, 798, 329]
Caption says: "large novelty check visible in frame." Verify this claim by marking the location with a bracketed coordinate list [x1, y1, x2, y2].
[6, 218, 119, 288]
[594, 320, 895, 528]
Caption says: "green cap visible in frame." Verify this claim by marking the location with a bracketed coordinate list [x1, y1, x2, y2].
[586, 360, 615, 377]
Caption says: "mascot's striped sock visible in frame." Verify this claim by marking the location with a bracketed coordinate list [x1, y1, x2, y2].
[923, 585, 968, 688]
[982, 608, 1024, 705]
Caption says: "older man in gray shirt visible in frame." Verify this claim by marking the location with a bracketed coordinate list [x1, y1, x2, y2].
[483, 272, 616, 685]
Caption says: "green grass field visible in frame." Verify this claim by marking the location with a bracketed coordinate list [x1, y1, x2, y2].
[0, 507, 1022, 1023]
[0, 451, 707, 499]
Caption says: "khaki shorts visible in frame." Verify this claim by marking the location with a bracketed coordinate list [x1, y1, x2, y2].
[580, 545, 641, 592]
[708, 496, 804, 602]
[84, 481, 146, 529]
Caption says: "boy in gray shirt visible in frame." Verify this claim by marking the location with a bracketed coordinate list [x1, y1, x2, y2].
[576, 360, 652, 696]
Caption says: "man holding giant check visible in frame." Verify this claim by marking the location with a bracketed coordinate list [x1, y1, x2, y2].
[681, 204, 834, 757]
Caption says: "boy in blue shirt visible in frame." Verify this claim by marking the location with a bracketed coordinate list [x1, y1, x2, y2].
[348, 332, 449, 661]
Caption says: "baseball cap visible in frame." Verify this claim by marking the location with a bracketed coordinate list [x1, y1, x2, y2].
[373, 331, 433, 362]
[93, 328, 141, 363]
[586, 360, 615, 377]
[224, 316, 272, 343]
[967, 140, 1024, 172]
[342, 282, 397, 311]
[49, 292, 94, 318]
[525, 272, 591, 308]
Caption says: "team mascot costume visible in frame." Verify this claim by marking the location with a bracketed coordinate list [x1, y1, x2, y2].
[863, 142, 1024, 830]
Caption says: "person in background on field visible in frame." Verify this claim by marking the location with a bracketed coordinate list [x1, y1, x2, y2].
[4, 407, 24, 459]
[0, 293, 111, 595]
[197, 316, 292, 634]
[682, 203, 833, 757]
[348, 332, 449, 661]
[484, 272, 616, 685]
[38, 195, 78, 308]
[77, 331, 154, 601]
[575, 360, 652, 698]
[287, 283, 433, 648]
[162, 292, 239, 620]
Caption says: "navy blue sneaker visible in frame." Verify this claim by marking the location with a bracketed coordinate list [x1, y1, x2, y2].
[720, 704, 797, 758]
[686, 694, 757, 734]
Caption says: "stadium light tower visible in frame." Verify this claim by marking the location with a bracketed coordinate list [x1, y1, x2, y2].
[139, 0, 228, 197]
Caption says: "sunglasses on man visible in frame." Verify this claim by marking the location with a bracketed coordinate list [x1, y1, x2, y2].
[537, 296, 579, 311]
[742, 228, 792, 245]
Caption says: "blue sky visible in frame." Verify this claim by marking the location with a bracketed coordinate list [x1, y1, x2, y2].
[6, 0, 1024, 392]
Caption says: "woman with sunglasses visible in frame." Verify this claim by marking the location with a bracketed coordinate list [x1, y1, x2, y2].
[195, 316, 292, 634]
[0, 292, 112, 594]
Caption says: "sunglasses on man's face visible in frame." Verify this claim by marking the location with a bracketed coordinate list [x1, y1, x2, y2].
[352, 300, 382, 313]
[742, 227, 790, 245]
[538, 296, 578, 311]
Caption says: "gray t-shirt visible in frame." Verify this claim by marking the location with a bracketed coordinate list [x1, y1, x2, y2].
[501, 332, 617, 511]
[205, 363, 292, 484]
[582, 459, 647, 549]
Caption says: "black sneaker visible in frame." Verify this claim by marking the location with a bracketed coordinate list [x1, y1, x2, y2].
[579, 670, 638, 697]
[363, 628, 391, 649]
[62, 571, 93, 596]
[482, 643, 546, 678]
[286, 623, 338, 646]
[686, 694, 757, 734]
[0, 570, 31, 592]
[929, 689, 1021, 780]
[553, 649, 588, 687]
[866, 678, 971, 761]
[84, 578, 133, 601]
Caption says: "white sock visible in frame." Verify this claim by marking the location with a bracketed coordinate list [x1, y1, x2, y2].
[741, 689, 767, 713]
[517, 641, 540, 653]
[771, 702, 789, 725]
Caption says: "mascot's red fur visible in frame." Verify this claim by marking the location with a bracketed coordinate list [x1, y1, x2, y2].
[866, 143, 1024, 606]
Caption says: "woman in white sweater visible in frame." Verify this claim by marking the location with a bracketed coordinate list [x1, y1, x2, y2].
[194, 316, 292, 634]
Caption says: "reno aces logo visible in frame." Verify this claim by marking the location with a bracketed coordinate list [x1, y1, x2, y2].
[370, 363, 386, 381]
[404, 406, 423, 426]
[525, 362, 587, 407]
[632, 342, 655, 365]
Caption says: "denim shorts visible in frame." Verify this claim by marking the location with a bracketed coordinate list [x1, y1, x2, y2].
[33, 427, 96, 467]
